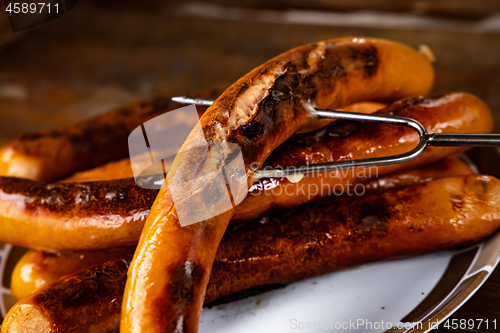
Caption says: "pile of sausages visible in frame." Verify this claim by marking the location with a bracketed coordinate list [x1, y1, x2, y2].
[0, 37, 499, 333]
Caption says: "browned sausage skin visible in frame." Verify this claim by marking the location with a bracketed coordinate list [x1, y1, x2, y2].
[364, 156, 474, 191]
[9, 155, 474, 300]
[0, 93, 490, 252]
[4, 174, 500, 333]
[0, 177, 155, 251]
[211, 174, 500, 301]
[122, 37, 435, 333]
[0, 98, 180, 181]
[2, 259, 129, 333]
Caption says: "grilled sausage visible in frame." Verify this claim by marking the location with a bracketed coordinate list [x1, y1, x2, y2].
[121, 37, 435, 333]
[0, 87, 222, 183]
[59, 102, 386, 183]
[209, 175, 500, 302]
[0, 88, 379, 184]
[236, 92, 493, 222]
[9, 156, 474, 300]
[0, 93, 489, 252]
[4, 174, 500, 333]
[362, 155, 474, 191]
[2, 259, 129, 333]
[0, 99, 178, 181]
[10, 247, 136, 301]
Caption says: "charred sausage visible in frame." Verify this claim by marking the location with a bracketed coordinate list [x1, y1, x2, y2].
[121, 37, 435, 333]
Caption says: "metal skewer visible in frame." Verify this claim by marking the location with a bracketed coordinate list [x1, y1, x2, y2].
[172, 96, 500, 179]
[172, 96, 215, 106]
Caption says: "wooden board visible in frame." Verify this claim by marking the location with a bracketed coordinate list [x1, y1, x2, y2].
[205, 0, 500, 19]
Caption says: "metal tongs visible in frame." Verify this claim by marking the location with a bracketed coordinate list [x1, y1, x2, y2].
[172, 96, 500, 179]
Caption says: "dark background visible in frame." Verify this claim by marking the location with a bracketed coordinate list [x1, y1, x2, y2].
[0, 1, 498, 331]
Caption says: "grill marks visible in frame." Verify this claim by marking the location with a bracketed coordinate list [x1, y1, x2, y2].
[348, 45, 379, 77]
[164, 260, 206, 332]
[240, 120, 264, 139]
[217, 64, 288, 142]
[235, 43, 381, 143]
[358, 197, 392, 232]
[206, 43, 382, 175]
[0, 93, 461, 229]
[2, 97, 196, 181]
[221, 187, 396, 261]
[10, 173, 500, 333]
[14, 98, 174, 155]
[313, 47, 346, 84]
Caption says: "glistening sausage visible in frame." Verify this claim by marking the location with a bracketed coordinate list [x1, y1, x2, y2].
[0, 90, 217, 182]
[9, 156, 474, 300]
[4, 174, 500, 333]
[121, 37, 435, 333]
[0, 94, 488, 252]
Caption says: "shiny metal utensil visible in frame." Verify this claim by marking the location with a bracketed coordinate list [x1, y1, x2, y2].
[172, 96, 500, 179]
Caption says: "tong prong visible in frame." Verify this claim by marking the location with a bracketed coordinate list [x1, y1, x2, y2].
[255, 110, 429, 178]
[172, 96, 215, 106]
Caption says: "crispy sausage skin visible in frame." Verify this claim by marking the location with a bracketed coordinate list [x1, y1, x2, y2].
[0, 98, 186, 181]
[0, 93, 489, 252]
[2, 259, 129, 333]
[362, 155, 474, 191]
[0, 88, 381, 183]
[0, 177, 156, 251]
[9, 156, 474, 300]
[122, 38, 435, 333]
[4, 174, 500, 333]
[0, 93, 492, 251]
[211, 175, 500, 302]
